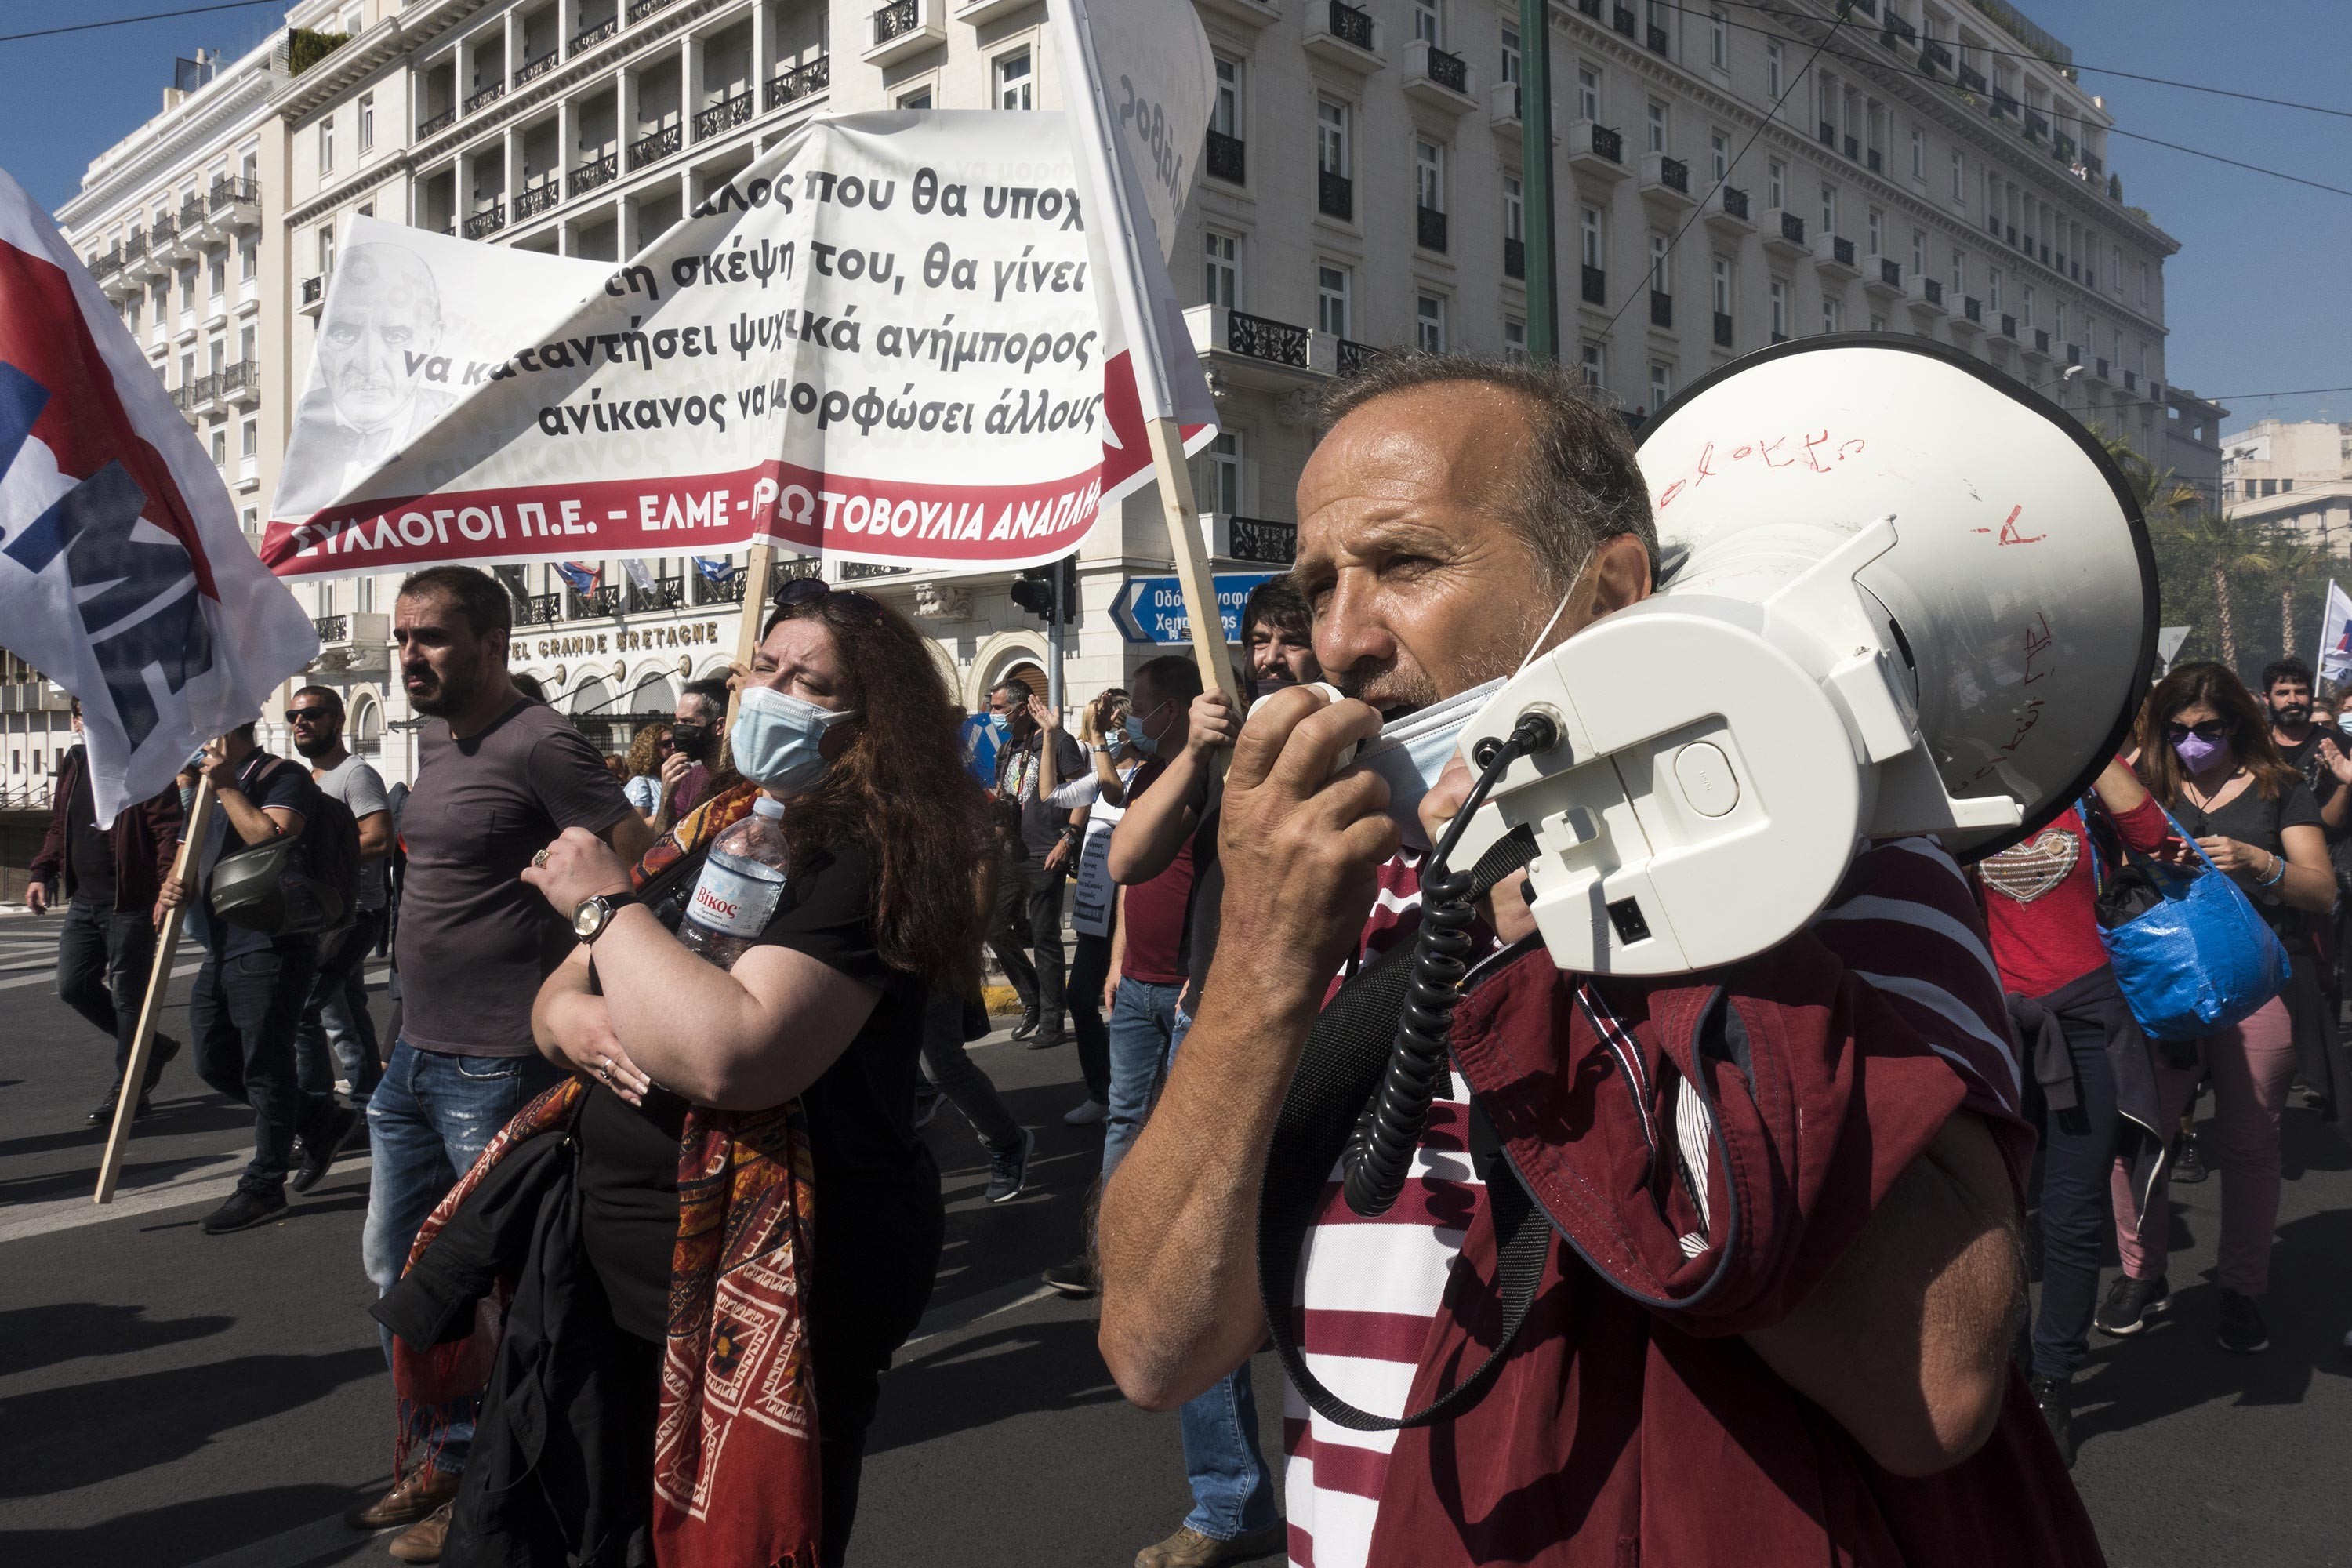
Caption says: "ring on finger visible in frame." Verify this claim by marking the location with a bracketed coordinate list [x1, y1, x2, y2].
[532, 848, 552, 869]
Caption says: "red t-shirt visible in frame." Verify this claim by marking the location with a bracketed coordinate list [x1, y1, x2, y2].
[1116, 759, 1196, 986]
[1979, 793, 2171, 998]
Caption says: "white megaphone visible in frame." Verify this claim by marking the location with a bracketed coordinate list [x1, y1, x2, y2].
[1450, 336, 2158, 976]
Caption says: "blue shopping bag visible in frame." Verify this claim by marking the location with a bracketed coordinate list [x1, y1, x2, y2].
[2085, 797, 2291, 1041]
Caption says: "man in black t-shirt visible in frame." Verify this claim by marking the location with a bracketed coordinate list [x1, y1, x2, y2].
[158, 722, 354, 1235]
[989, 677, 1087, 1048]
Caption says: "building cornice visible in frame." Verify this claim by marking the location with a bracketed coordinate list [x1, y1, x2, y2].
[58, 65, 281, 233]
[270, 0, 496, 126]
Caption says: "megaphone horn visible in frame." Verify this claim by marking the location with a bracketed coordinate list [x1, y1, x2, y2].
[1453, 335, 2158, 977]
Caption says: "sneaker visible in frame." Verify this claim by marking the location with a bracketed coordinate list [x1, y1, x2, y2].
[1063, 1097, 1105, 1127]
[2027, 1374, 2076, 1469]
[986, 1128, 1036, 1203]
[388, 1501, 454, 1563]
[345, 1465, 460, 1530]
[201, 1185, 288, 1234]
[1134, 1519, 1287, 1568]
[2171, 1133, 2209, 1185]
[290, 1105, 361, 1196]
[140, 1033, 183, 1093]
[1011, 1007, 1042, 1041]
[913, 1085, 943, 1131]
[2093, 1272, 2169, 1338]
[2217, 1288, 2270, 1354]
[1043, 1254, 1096, 1298]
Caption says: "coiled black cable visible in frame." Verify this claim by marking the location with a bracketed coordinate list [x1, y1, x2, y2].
[1343, 711, 1558, 1218]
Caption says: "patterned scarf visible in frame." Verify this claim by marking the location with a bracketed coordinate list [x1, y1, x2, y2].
[393, 779, 822, 1568]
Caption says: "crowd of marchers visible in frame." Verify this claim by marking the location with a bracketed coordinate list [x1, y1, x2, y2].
[25, 352, 2352, 1568]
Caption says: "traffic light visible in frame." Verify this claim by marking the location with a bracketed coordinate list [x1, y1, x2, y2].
[1010, 555, 1078, 622]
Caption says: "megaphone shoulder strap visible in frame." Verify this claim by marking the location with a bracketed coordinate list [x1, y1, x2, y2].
[1258, 828, 1549, 1433]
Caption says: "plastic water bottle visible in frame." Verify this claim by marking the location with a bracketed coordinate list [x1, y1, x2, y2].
[677, 795, 789, 969]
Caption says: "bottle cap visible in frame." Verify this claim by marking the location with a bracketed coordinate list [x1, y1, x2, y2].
[753, 793, 786, 818]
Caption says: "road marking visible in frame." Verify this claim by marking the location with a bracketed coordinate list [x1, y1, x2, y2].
[0, 1152, 374, 1246]
[896, 1281, 1058, 1357]
[178, 1512, 390, 1568]
[0, 958, 201, 993]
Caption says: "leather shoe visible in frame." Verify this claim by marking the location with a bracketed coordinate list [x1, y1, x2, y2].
[345, 1466, 459, 1530]
[140, 1033, 182, 1092]
[86, 1083, 154, 1127]
[389, 1501, 454, 1563]
[1134, 1519, 1287, 1567]
[1010, 1008, 1041, 1041]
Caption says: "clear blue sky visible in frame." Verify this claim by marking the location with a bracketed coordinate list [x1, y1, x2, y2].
[2, 0, 2345, 440]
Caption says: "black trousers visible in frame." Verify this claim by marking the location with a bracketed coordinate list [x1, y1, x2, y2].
[1018, 862, 1069, 1035]
[56, 897, 159, 1078]
[985, 861, 1038, 1014]
[918, 988, 1021, 1149]
[2031, 1009, 2125, 1380]
[1068, 931, 1114, 1105]
[190, 939, 330, 1193]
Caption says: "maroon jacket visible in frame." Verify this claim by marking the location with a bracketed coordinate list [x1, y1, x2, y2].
[29, 745, 184, 913]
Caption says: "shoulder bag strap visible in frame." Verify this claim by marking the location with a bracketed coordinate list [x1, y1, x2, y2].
[1258, 826, 1549, 1433]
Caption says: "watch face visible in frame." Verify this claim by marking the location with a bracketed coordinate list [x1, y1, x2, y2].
[573, 898, 604, 939]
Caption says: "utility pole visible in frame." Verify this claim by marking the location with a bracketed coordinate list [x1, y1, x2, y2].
[1519, 0, 1559, 362]
[1047, 561, 1066, 713]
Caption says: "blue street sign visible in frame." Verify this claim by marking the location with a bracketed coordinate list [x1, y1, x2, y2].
[1112, 572, 1283, 645]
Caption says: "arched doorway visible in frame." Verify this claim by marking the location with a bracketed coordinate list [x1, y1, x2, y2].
[350, 692, 384, 762]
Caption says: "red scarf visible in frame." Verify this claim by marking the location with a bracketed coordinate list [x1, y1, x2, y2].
[394, 781, 822, 1567]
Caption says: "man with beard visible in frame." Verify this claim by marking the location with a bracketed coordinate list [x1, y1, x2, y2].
[2261, 656, 2352, 1117]
[278, 243, 457, 517]
[283, 685, 393, 1167]
[1097, 357, 2096, 1568]
[990, 675, 1087, 1048]
[652, 677, 729, 831]
[344, 567, 652, 1563]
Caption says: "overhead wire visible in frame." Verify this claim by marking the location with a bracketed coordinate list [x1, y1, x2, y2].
[0, 1, 286, 47]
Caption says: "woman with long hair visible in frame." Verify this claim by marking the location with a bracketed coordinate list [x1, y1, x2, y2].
[2098, 660, 2332, 1356]
[618, 720, 672, 825]
[378, 580, 989, 1568]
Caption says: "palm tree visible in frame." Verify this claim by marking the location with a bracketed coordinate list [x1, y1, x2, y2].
[2266, 526, 2335, 660]
[2101, 429, 2266, 668]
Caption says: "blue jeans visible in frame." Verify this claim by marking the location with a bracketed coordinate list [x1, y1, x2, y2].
[1102, 986, 1279, 1540]
[190, 940, 327, 1195]
[361, 1037, 561, 1473]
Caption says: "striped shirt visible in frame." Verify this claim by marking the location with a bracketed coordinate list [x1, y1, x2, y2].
[1283, 837, 2019, 1568]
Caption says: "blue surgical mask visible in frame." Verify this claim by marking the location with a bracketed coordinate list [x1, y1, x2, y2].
[731, 686, 856, 797]
[987, 712, 1010, 735]
[1350, 677, 1508, 851]
[1123, 702, 1172, 757]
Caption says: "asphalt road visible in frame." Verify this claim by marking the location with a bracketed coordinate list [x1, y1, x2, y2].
[0, 906, 2347, 1567]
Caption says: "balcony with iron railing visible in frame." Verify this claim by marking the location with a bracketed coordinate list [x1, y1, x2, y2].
[1919, 40, 1952, 77]
[300, 272, 328, 310]
[1335, 338, 1380, 378]
[695, 571, 748, 605]
[628, 0, 677, 21]
[1958, 64, 1987, 94]
[516, 181, 560, 220]
[517, 592, 563, 626]
[1612, 5, 1636, 38]
[573, 584, 624, 618]
[1581, 263, 1606, 306]
[633, 122, 683, 165]
[2033, 328, 2050, 354]
[1206, 129, 1245, 183]
[419, 105, 457, 136]
[1318, 168, 1352, 220]
[1422, 44, 1466, 93]
[1312, 0, 1377, 57]
[569, 152, 619, 198]
[1649, 290, 1672, 328]
[1504, 236, 1524, 278]
[1819, 119, 1836, 148]
[630, 576, 686, 613]
[866, 0, 943, 63]
[514, 49, 558, 87]
[462, 201, 507, 239]
[1225, 309, 1309, 368]
[1567, 122, 1624, 175]
[1706, 184, 1751, 228]
[1207, 514, 1299, 565]
[1998, 313, 2018, 339]
[1713, 310, 1733, 347]
[465, 79, 506, 114]
[768, 54, 830, 107]
[694, 89, 754, 140]
[312, 614, 348, 643]
[208, 176, 260, 219]
[572, 16, 619, 53]
[1867, 147, 1882, 173]
[1416, 205, 1447, 252]
[218, 359, 256, 401]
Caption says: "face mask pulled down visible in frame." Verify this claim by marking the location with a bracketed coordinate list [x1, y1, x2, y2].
[732, 686, 857, 797]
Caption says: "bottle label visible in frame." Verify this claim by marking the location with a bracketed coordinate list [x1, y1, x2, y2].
[684, 858, 786, 938]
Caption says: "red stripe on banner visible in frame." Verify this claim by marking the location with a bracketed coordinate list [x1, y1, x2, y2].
[259, 457, 1109, 578]
[0, 240, 217, 600]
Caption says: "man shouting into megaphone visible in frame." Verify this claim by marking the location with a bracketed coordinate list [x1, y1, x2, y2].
[1097, 356, 2100, 1568]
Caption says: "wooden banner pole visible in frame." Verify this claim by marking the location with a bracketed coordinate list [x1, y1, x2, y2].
[95, 772, 216, 1205]
[723, 543, 779, 735]
[1143, 417, 1244, 717]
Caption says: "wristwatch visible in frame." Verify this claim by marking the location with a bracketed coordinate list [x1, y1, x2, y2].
[572, 890, 642, 942]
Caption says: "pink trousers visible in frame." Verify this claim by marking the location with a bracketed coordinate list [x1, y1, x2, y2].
[2111, 994, 2297, 1296]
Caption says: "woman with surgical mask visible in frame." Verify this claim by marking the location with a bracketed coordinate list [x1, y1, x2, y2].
[2103, 662, 2333, 1359]
[393, 580, 992, 1568]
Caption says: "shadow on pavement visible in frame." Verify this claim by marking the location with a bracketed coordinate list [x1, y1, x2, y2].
[0, 1098, 250, 1164]
[0, 1480, 384, 1568]
[0, 1346, 384, 1498]
[0, 1301, 234, 1377]
[865, 1313, 1126, 1456]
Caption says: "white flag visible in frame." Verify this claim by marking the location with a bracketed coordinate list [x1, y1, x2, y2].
[2319, 582, 2352, 689]
[1047, 0, 1220, 430]
[0, 169, 318, 826]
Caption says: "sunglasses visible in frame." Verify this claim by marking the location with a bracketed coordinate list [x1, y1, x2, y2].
[772, 575, 883, 624]
[285, 706, 339, 724]
[2165, 720, 2231, 742]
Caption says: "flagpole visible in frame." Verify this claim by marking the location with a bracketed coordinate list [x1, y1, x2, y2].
[1145, 418, 1243, 710]
[95, 772, 215, 1204]
[724, 544, 778, 735]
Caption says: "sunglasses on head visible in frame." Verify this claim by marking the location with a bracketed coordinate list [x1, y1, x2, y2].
[772, 575, 883, 624]
[2165, 720, 2231, 742]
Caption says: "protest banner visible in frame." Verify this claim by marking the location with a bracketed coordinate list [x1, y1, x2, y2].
[2321, 582, 2352, 691]
[264, 111, 1212, 584]
[0, 170, 319, 828]
[1047, 0, 1235, 704]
